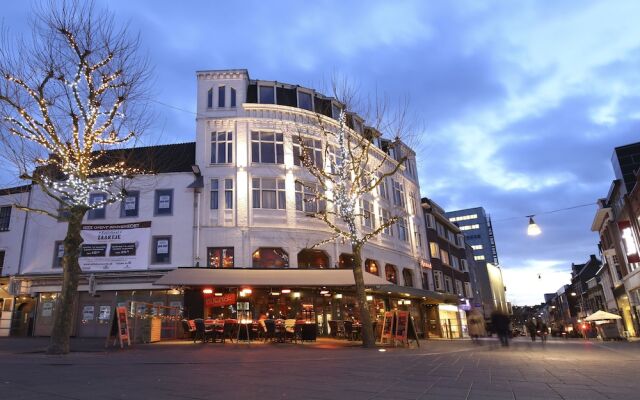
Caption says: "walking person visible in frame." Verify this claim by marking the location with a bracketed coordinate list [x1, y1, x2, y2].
[527, 318, 537, 342]
[468, 309, 486, 344]
[537, 319, 548, 343]
[491, 311, 510, 347]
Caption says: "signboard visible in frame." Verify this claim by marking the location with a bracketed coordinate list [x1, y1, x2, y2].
[99, 306, 111, 322]
[82, 305, 95, 322]
[380, 311, 395, 343]
[42, 302, 54, 317]
[79, 222, 151, 271]
[114, 306, 130, 348]
[395, 311, 409, 342]
[204, 293, 237, 308]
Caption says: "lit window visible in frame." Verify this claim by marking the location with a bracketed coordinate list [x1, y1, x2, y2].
[459, 224, 480, 231]
[252, 178, 286, 209]
[474, 255, 485, 261]
[440, 249, 450, 265]
[251, 131, 284, 164]
[385, 264, 397, 283]
[207, 247, 234, 268]
[211, 131, 233, 164]
[429, 242, 440, 258]
[449, 214, 478, 222]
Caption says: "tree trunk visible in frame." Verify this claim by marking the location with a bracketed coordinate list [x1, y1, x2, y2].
[47, 206, 86, 355]
[352, 245, 376, 348]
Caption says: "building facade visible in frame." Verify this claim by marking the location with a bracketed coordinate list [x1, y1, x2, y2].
[0, 69, 444, 339]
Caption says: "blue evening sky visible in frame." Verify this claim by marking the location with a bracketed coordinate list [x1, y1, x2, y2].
[2, 1, 640, 305]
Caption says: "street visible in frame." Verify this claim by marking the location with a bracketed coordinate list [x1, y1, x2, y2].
[1, 337, 638, 399]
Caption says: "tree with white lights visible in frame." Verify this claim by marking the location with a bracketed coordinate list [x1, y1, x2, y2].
[0, 1, 150, 354]
[296, 105, 410, 348]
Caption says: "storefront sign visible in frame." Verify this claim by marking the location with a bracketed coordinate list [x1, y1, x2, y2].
[395, 311, 409, 342]
[79, 222, 151, 271]
[381, 311, 395, 342]
[204, 293, 237, 308]
[42, 302, 54, 317]
[99, 306, 111, 322]
[82, 305, 95, 322]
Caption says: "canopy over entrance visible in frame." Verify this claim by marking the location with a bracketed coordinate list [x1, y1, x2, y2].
[155, 268, 390, 287]
[584, 310, 622, 321]
[368, 285, 458, 304]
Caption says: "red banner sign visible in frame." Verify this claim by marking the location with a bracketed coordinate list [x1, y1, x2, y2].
[204, 293, 237, 308]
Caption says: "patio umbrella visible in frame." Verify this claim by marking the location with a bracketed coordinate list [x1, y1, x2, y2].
[584, 310, 622, 321]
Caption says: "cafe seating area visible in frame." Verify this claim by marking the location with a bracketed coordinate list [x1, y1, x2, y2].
[184, 318, 318, 344]
[328, 320, 363, 341]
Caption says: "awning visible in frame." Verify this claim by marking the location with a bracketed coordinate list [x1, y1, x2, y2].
[154, 268, 390, 287]
[584, 310, 622, 321]
[369, 284, 459, 304]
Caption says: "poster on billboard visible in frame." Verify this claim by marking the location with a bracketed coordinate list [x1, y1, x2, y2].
[79, 222, 151, 271]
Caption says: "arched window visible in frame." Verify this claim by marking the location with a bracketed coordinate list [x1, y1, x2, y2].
[385, 264, 397, 284]
[339, 253, 355, 269]
[403, 269, 414, 287]
[297, 249, 330, 269]
[252, 248, 289, 268]
[365, 259, 379, 276]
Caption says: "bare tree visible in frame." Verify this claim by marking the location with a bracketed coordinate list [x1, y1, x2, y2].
[296, 93, 414, 347]
[0, 0, 151, 354]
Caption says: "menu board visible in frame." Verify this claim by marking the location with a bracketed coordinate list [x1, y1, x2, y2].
[381, 311, 395, 342]
[395, 311, 409, 343]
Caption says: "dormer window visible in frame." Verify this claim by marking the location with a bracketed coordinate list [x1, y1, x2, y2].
[218, 86, 226, 107]
[353, 119, 363, 134]
[332, 103, 342, 120]
[297, 91, 312, 111]
[259, 85, 275, 104]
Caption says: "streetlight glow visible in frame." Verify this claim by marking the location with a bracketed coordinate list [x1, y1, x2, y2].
[527, 216, 542, 236]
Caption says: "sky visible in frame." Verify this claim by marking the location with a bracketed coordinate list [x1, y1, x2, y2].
[2, 0, 640, 305]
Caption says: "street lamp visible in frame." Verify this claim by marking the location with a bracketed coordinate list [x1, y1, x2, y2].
[527, 215, 542, 236]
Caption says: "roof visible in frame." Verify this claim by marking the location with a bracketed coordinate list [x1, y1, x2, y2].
[0, 185, 31, 196]
[154, 268, 391, 287]
[95, 142, 196, 174]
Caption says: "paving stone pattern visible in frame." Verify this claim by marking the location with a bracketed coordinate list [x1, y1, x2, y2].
[0, 337, 638, 399]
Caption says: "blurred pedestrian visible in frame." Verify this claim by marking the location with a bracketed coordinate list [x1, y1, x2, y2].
[468, 309, 486, 343]
[527, 319, 537, 342]
[537, 319, 548, 343]
[491, 311, 510, 347]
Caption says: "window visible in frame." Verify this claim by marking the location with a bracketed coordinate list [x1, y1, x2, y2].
[211, 131, 233, 164]
[0, 250, 4, 275]
[461, 259, 469, 272]
[392, 180, 405, 207]
[298, 91, 312, 110]
[451, 256, 460, 270]
[447, 231, 456, 243]
[415, 231, 423, 248]
[230, 88, 236, 107]
[328, 145, 343, 174]
[440, 249, 450, 265]
[293, 137, 322, 168]
[436, 222, 446, 238]
[120, 191, 139, 217]
[251, 131, 284, 164]
[0, 206, 11, 231]
[154, 189, 173, 216]
[152, 236, 171, 264]
[464, 282, 473, 298]
[332, 103, 341, 119]
[474, 255, 485, 261]
[397, 217, 408, 242]
[295, 182, 324, 213]
[471, 244, 483, 250]
[405, 159, 417, 179]
[88, 193, 106, 220]
[365, 259, 380, 275]
[218, 86, 225, 107]
[259, 85, 275, 104]
[385, 264, 397, 283]
[456, 234, 465, 247]
[459, 224, 480, 231]
[455, 279, 464, 296]
[207, 88, 213, 108]
[361, 199, 375, 229]
[53, 241, 64, 268]
[425, 214, 435, 229]
[449, 214, 478, 222]
[409, 192, 416, 215]
[252, 178, 286, 209]
[429, 242, 440, 258]
[252, 247, 289, 268]
[378, 174, 389, 200]
[210, 179, 219, 210]
[380, 208, 392, 236]
[444, 276, 453, 293]
[433, 270, 443, 291]
[224, 179, 233, 209]
[403, 269, 414, 287]
[207, 247, 234, 268]
[298, 249, 330, 269]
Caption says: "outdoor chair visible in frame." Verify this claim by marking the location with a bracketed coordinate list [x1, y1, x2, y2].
[193, 318, 214, 343]
[284, 319, 298, 343]
[299, 323, 318, 342]
[263, 319, 277, 342]
[222, 320, 239, 343]
[343, 320, 355, 341]
[328, 320, 338, 338]
[181, 319, 196, 340]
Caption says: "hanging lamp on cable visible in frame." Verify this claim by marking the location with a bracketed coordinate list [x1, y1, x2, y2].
[527, 215, 542, 236]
